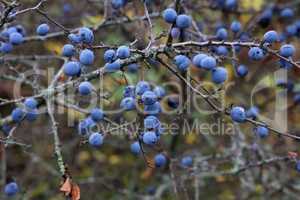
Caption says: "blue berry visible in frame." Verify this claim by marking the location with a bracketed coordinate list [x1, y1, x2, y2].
[88, 132, 104, 147]
[127, 63, 139, 72]
[285, 25, 297, 37]
[294, 94, 300, 104]
[0, 42, 13, 53]
[154, 154, 167, 167]
[276, 79, 294, 91]
[239, 32, 251, 42]
[153, 86, 166, 99]
[1, 124, 12, 136]
[120, 97, 135, 110]
[171, 27, 180, 39]
[167, 96, 179, 109]
[163, 8, 177, 23]
[78, 81, 93, 95]
[68, 33, 81, 44]
[201, 56, 217, 70]
[144, 102, 161, 115]
[15, 25, 26, 36]
[62, 44, 75, 57]
[279, 44, 295, 57]
[258, 8, 273, 27]
[104, 60, 121, 72]
[236, 65, 248, 77]
[144, 115, 160, 129]
[142, 91, 157, 105]
[63, 3, 72, 13]
[174, 55, 191, 71]
[296, 160, 300, 172]
[181, 156, 193, 167]
[192, 53, 207, 68]
[25, 109, 38, 122]
[24, 98, 38, 109]
[234, 45, 241, 53]
[176, 14, 192, 29]
[225, 0, 237, 10]
[130, 141, 141, 155]
[4, 182, 19, 196]
[246, 106, 259, 119]
[36, 23, 50, 36]
[230, 106, 246, 123]
[211, 67, 228, 84]
[78, 117, 96, 136]
[280, 8, 294, 19]
[11, 107, 24, 123]
[111, 0, 127, 9]
[146, 186, 156, 195]
[79, 49, 94, 65]
[255, 126, 269, 138]
[263, 30, 278, 43]
[230, 21, 241, 33]
[90, 108, 104, 122]
[135, 81, 151, 96]
[279, 59, 293, 69]
[2, 27, 17, 38]
[79, 27, 94, 44]
[63, 61, 81, 77]
[103, 49, 116, 63]
[123, 85, 135, 98]
[9, 32, 23, 45]
[143, 131, 158, 145]
[216, 46, 228, 56]
[116, 45, 130, 59]
[215, 23, 226, 32]
[216, 28, 228, 40]
[248, 47, 264, 61]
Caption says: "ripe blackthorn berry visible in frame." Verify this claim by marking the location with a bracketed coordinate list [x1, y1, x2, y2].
[163, 8, 177, 24]
[174, 55, 191, 71]
[79, 49, 95, 65]
[230, 106, 246, 123]
[211, 67, 228, 84]
[4, 182, 19, 196]
[78, 81, 93, 95]
[154, 153, 167, 167]
[36, 23, 50, 36]
[89, 132, 104, 147]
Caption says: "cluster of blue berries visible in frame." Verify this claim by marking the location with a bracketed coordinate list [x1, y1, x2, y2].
[10, 98, 39, 125]
[124, 81, 167, 167]
[120, 81, 164, 115]
[62, 27, 97, 96]
[78, 108, 105, 148]
[0, 25, 26, 53]
[162, 8, 192, 39]
[103, 45, 131, 72]
[230, 106, 269, 138]
[248, 28, 296, 70]
[68, 27, 94, 45]
[212, 0, 238, 11]
[0, 23, 51, 54]
[174, 53, 228, 84]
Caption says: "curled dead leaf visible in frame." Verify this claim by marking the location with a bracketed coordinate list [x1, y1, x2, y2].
[71, 183, 80, 200]
[60, 177, 80, 200]
[60, 177, 72, 196]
